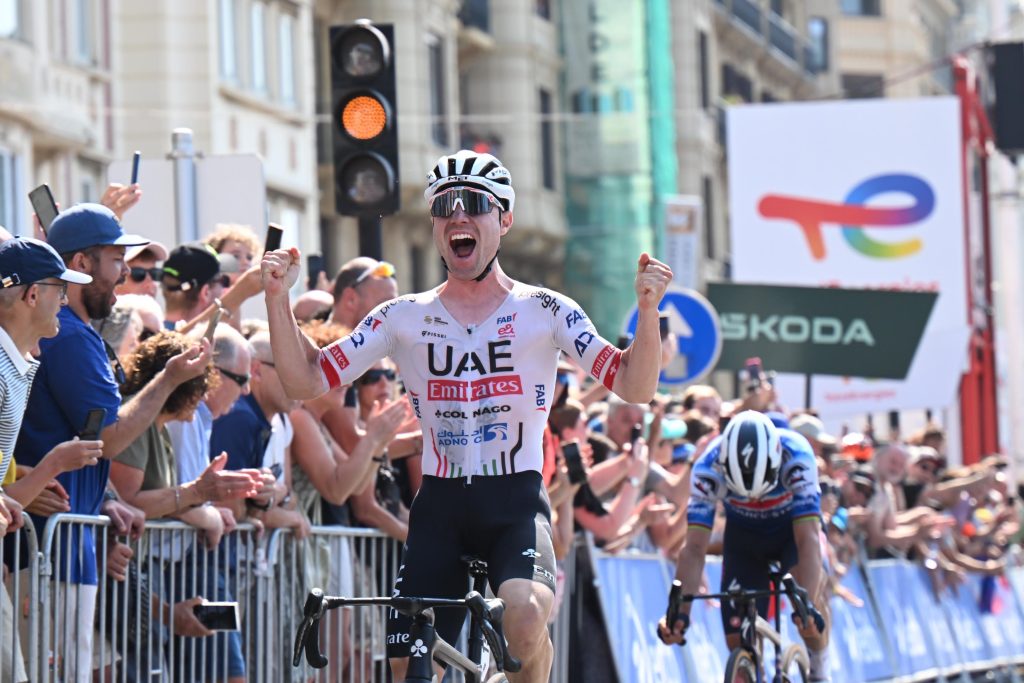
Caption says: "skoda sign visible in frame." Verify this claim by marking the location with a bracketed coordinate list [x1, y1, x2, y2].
[706, 283, 937, 379]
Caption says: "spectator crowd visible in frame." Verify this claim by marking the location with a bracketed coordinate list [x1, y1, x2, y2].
[0, 184, 1021, 683]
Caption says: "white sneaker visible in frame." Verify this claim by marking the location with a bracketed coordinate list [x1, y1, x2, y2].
[808, 647, 831, 682]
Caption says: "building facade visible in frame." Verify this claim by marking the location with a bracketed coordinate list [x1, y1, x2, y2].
[313, 0, 567, 294]
[0, 0, 320, 259]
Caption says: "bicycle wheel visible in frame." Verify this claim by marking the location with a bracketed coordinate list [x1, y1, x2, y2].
[779, 643, 810, 683]
[723, 648, 758, 683]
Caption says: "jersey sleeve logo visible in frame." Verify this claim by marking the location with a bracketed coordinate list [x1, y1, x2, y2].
[328, 345, 350, 370]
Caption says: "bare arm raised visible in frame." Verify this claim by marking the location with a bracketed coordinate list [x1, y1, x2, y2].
[610, 254, 673, 403]
[262, 247, 329, 399]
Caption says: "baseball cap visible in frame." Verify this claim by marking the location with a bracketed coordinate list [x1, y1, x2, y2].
[46, 203, 149, 255]
[790, 414, 837, 445]
[848, 466, 877, 493]
[162, 242, 223, 292]
[911, 446, 945, 468]
[0, 237, 93, 288]
[841, 432, 874, 462]
[125, 240, 169, 263]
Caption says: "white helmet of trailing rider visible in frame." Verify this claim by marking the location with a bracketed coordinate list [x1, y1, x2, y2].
[719, 411, 782, 499]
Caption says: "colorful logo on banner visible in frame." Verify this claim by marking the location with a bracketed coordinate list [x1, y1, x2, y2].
[757, 173, 935, 261]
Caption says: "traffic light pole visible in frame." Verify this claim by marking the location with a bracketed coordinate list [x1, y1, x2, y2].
[359, 215, 383, 261]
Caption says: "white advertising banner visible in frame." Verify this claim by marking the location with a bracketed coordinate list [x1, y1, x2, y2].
[727, 97, 969, 418]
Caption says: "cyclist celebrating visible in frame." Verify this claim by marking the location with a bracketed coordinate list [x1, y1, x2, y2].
[658, 410, 832, 682]
[263, 149, 672, 682]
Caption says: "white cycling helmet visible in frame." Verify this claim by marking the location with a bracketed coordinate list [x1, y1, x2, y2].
[719, 411, 782, 499]
[424, 150, 516, 212]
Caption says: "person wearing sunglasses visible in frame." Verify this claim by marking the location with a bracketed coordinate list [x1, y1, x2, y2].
[328, 256, 398, 329]
[262, 149, 673, 683]
[115, 241, 168, 299]
[161, 242, 232, 331]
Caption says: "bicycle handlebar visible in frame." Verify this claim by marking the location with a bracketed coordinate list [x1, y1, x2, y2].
[662, 572, 825, 643]
[292, 588, 522, 674]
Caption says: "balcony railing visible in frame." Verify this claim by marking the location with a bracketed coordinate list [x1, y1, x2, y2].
[458, 0, 490, 34]
[768, 12, 797, 61]
[714, 0, 821, 78]
[732, 0, 762, 35]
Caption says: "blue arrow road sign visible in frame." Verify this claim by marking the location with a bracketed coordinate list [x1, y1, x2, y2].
[622, 286, 722, 385]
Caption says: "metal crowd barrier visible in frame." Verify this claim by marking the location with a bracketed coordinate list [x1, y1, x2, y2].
[0, 515, 575, 683]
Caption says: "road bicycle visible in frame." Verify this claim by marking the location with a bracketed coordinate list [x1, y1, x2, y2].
[666, 566, 826, 683]
[293, 556, 521, 683]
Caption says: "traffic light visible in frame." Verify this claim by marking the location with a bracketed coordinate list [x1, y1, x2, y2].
[330, 21, 400, 217]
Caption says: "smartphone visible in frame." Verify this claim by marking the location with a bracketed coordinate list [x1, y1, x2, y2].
[344, 385, 357, 408]
[744, 356, 763, 393]
[562, 442, 588, 485]
[130, 151, 141, 184]
[192, 602, 240, 631]
[203, 308, 222, 344]
[630, 423, 643, 445]
[80, 408, 107, 441]
[306, 253, 325, 291]
[659, 313, 670, 340]
[29, 184, 59, 236]
[265, 223, 284, 253]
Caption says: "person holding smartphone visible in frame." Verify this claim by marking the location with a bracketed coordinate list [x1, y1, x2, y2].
[14, 205, 209, 683]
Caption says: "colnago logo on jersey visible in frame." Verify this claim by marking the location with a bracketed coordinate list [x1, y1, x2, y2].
[436, 423, 510, 447]
[426, 340, 522, 402]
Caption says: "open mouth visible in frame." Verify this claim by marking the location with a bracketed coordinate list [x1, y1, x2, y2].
[449, 232, 477, 259]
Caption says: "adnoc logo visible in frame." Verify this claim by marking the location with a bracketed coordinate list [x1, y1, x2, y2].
[757, 173, 935, 260]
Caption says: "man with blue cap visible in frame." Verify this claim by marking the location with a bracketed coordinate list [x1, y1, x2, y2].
[0, 236, 98, 683]
[15, 204, 213, 683]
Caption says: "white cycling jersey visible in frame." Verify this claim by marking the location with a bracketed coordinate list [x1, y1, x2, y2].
[316, 282, 623, 479]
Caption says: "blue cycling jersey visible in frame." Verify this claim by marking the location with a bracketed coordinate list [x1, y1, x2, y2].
[687, 428, 821, 533]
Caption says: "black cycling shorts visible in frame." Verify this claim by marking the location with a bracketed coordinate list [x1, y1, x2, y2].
[385, 471, 556, 659]
[720, 521, 799, 636]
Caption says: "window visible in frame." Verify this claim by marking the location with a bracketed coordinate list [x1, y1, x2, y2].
[279, 12, 296, 106]
[73, 0, 94, 65]
[807, 17, 829, 73]
[428, 34, 448, 147]
[250, 2, 267, 93]
[0, 0, 21, 40]
[411, 244, 427, 292]
[842, 73, 884, 99]
[722, 63, 752, 103]
[78, 159, 103, 203]
[702, 175, 715, 259]
[841, 0, 881, 16]
[539, 89, 555, 190]
[219, 0, 237, 80]
[0, 149, 23, 236]
[698, 31, 710, 109]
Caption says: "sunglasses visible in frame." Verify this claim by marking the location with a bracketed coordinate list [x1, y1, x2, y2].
[33, 281, 69, 298]
[359, 368, 396, 385]
[129, 267, 163, 283]
[353, 261, 396, 287]
[216, 366, 250, 387]
[429, 188, 499, 218]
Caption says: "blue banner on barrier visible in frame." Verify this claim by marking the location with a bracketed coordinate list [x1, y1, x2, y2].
[942, 575, 994, 667]
[836, 566, 894, 682]
[899, 564, 962, 673]
[592, 550, 1023, 682]
[868, 562, 937, 677]
[686, 558, 729, 680]
[593, 554, 689, 682]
